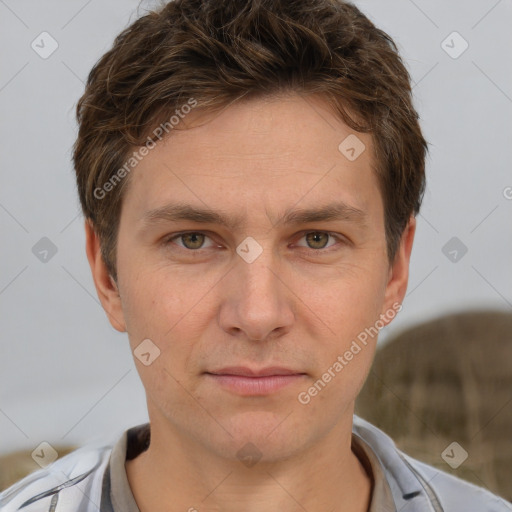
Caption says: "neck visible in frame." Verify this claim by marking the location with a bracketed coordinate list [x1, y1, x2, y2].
[125, 414, 372, 512]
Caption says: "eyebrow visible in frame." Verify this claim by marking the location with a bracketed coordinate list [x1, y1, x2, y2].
[140, 201, 367, 230]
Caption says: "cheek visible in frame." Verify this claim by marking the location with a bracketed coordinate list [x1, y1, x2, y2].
[118, 263, 218, 375]
[296, 304, 380, 416]
[293, 264, 386, 393]
[298, 347, 376, 422]
[119, 260, 184, 330]
[119, 271, 200, 405]
[299, 264, 388, 338]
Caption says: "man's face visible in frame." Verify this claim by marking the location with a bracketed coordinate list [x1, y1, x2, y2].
[90, 93, 413, 462]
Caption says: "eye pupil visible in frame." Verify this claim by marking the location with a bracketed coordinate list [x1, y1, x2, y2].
[306, 232, 329, 249]
[182, 233, 204, 249]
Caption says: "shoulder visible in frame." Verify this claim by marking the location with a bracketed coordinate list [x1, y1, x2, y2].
[0, 443, 113, 512]
[352, 415, 512, 511]
[402, 453, 512, 511]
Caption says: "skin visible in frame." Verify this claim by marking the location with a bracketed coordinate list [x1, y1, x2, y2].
[86, 92, 415, 512]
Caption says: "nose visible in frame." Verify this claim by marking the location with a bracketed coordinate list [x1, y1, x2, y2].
[217, 245, 295, 342]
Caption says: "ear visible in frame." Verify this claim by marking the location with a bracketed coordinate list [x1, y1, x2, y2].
[84, 220, 127, 332]
[380, 215, 416, 324]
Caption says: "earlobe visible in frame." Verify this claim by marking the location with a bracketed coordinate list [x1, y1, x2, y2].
[380, 216, 416, 322]
[84, 220, 127, 332]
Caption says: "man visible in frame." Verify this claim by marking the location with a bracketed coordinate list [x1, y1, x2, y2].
[1, 0, 510, 510]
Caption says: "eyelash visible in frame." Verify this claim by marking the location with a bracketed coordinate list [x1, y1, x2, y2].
[163, 231, 347, 254]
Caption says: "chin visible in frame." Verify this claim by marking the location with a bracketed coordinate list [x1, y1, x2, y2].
[210, 410, 312, 462]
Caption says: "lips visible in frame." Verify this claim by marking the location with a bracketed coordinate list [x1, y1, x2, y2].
[206, 366, 304, 377]
[205, 366, 307, 395]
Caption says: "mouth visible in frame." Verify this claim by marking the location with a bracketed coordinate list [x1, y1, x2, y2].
[204, 366, 307, 396]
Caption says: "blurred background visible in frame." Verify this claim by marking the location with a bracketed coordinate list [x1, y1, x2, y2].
[1, 0, 511, 500]
[356, 309, 512, 501]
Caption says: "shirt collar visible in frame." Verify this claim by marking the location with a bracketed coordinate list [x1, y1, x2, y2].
[106, 417, 426, 512]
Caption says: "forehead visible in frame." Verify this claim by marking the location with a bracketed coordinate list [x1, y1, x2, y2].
[121, 93, 382, 226]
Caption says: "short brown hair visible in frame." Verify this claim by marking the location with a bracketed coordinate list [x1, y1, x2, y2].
[73, 0, 427, 282]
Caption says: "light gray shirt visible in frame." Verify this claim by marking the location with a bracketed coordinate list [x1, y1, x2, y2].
[2, 416, 510, 511]
[103, 422, 395, 511]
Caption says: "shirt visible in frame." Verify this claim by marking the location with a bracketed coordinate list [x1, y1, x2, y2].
[102, 422, 394, 511]
[1, 415, 510, 511]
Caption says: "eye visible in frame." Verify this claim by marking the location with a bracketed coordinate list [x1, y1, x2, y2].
[295, 231, 343, 251]
[164, 230, 345, 254]
[166, 232, 216, 250]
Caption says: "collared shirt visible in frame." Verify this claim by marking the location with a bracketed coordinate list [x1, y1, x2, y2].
[1, 416, 510, 511]
[101, 422, 395, 511]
